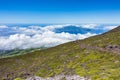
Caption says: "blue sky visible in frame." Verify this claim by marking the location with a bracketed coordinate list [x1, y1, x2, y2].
[0, 0, 120, 23]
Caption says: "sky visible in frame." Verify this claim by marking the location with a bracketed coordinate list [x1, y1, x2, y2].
[0, 0, 120, 23]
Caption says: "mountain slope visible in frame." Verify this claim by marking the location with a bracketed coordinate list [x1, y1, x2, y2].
[0, 48, 46, 59]
[0, 26, 120, 80]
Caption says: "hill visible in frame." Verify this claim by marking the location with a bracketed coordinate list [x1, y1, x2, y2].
[0, 26, 120, 80]
[0, 47, 46, 59]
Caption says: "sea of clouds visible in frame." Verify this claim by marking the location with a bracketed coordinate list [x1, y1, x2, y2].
[0, 24, 118, 50]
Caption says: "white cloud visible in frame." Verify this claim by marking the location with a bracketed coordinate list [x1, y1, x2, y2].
[1, 24, 118, 50]
[39, 24, 73, 32]
[0, 24, 97, 50]
[0, 32, 96, 50]
[0, 25, 8, 28]
[103, 26, 118, 30]
[81, 24, 98, 29]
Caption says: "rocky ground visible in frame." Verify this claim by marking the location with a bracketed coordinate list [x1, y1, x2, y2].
[79, 43, 120, 54]
[26, 75, 89, 80]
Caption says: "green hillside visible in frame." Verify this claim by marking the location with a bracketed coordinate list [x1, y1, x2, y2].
[0, 26, 120, 80]
[0, 48, 46, 59]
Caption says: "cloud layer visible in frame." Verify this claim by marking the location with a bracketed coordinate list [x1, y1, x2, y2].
[0, 24, 118, 50]
[0, 25, 8, 28]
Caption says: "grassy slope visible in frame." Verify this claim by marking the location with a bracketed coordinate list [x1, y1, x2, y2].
[0, 26, 120, 80]
[0, 47, 46, 59]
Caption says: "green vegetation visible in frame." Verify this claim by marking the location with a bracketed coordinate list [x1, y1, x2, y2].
[14, 78, 23, 80]
[0, 47, 46, 59]
[0, 26, 120, 80]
